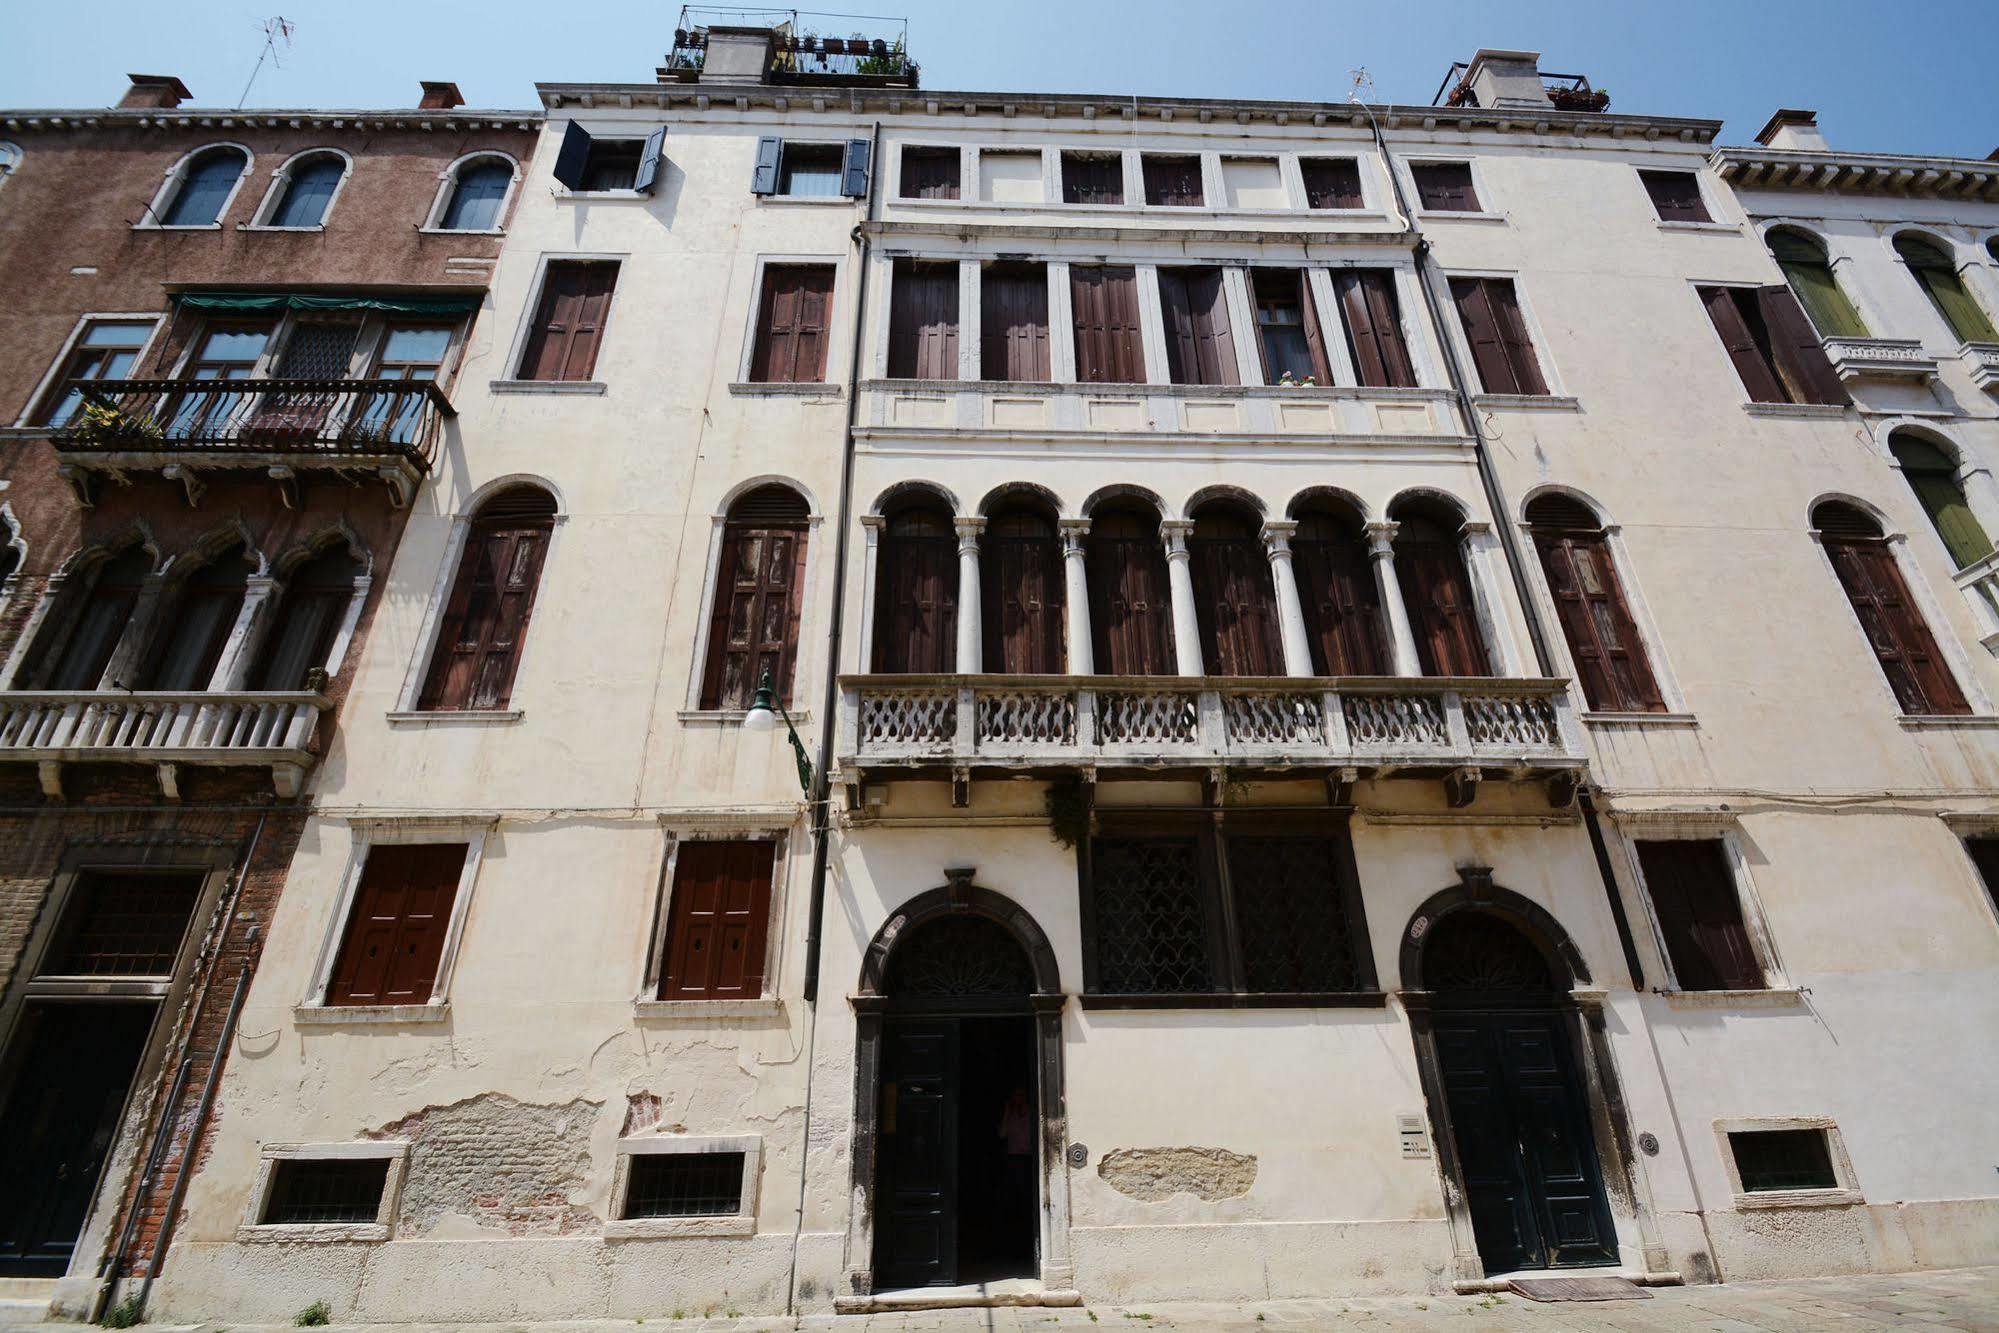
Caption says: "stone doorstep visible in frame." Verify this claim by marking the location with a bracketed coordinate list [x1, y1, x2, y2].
[834, 1282, 1085, 1313]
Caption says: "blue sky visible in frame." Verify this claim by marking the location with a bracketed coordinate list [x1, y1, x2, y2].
[4, 0, 1994, 157]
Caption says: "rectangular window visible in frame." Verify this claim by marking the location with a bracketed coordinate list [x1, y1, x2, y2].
[262, 1158, 390, 1224]
[168, 321, 275, 437]
[1225, 837, 1363, 992]
[1729, 1129, 1838, 1193]
[979, 150, 1043, 204]
[1301, 157, 1364, 210]
[1449, 276, 1547, 395]
[326, 843, 468, 1007]
[1641, 169, 1710, 223]
[1220, 156, 1285, 209]
[516, 261, 619, 382]
[887, 260, 960, 380]
[1061, 152, 1123, 205]
[1963, 836, 1999, 916]
[1157, 267, 1238, 386]
[749, 264, 835, 383]
[900, 146, 960, 200]
[1634, 839, 1763, 991]
[776, 142, 843, 197]
[576, 138, 645, 191]
[658, 840, 775, 1000]
[1698, 284, 1850, 407]
[1333, 270, 1418, 388]
[1412, 162, 1480, 212]
[1089, 837, 1215, 995]
[623, 1152, 746, 1218]
[41, 870, 204, 978]
[1142, 154, 1203, 207]
[35, 319, 155, 426]
[1249, 268, 1329, 385]
[981, 262, 1050, 382]
[1068, 265, 1144, 384]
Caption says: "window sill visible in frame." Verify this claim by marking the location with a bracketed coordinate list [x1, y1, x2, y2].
[728, 381, 844, 397]
[1656, 987, 1803, 1009]
[604, 1214, 757, 1239]
[239, 223, 328, 233]
[236, 1222, 390, 1244]
[677, 709, 812, 727]
[1415, 209, 1506, 224]
[634, 997, 789, 1022]
[489, 379, 606, 395]
[891, 197, 1393, 224]
[756, 194, 860, 206]
[294, 1002, 450, 1026]
[1655, 220, 1741, 234]
[1732, 1188, 1864, 1211]
[133, 222, 223, 232]
[1079, 990, 1387, 1011]
[386, 709, 524, 726]
[1472, 393, 1580, 412]
[418, 225, 505, 236]
[1582, 710, 1699, 729]
[560, 189, 650, 201]
[1898, 714, 1999, 731]
[1742, 401, 1847, 419]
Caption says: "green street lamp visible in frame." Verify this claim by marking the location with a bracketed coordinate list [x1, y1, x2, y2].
[742, 669, 812, 795]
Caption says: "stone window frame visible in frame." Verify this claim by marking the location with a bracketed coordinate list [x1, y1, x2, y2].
[634, 815, 795, 1020]
[678, 475, 825, 720]
[492, 250, 628, 391]
[243, 146, 356, 231]
[732, 252, 848, 389]
[603, 1132, 763, 1239]
[1399, 154, 1503, 223]
[1607, 810, 1796, 1003]
[1713, 1115, 1864, 1211]
[420, 149, 523, 235]
[136, 142, 255, 231]
[236, 1140, 411, 1243]
[1635, 163, 1738, 233]
[1437, 264, 1572, 403]
[294, 815, 498, 1025]
[13, 311, 167, 428]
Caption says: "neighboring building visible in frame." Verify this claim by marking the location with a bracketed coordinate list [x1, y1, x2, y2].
[17, 32, 1998, 1326]
[0, 75, 536, 1320]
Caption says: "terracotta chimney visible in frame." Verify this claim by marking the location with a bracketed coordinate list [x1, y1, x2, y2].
[419, 81, 465, 110]
[119, 74, 192, 110]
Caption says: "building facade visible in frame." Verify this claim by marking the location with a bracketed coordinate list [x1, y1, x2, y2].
[1, 33, 1994, 1325]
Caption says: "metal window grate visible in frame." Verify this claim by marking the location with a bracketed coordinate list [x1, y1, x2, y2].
[1729, 1129, 1838, 1192]
[624, 1151, 745, 1218]
[1227, 837, 1359, 993]
[263, 1157, 391, 1224]
[42, 870, 204, 977]
[1090, 838, 1213, 994]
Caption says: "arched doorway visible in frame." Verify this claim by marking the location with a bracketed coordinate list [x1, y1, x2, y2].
[849, 881, 1069, 1295]
[1403, 876, 1621, 1277]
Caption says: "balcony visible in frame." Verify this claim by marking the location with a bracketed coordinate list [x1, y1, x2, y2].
[837, 674, 1583, 806]
[48, 378, 452, 507]
[860, 380, 1461, 441]
[1963, 342, 1999, 394]
[1821, 336, 1941, 383]
[0, 690, 330, 798]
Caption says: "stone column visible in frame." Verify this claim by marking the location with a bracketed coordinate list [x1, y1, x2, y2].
[1262, 521, 1315, 677]
[1059, 519, 1094, 675]
[855, 515, 886, 673]
[1366, 521, 1423, 676]
[1458, 520, 1520, 676]
[214, 575, 281, 689]
[954, 517, 986, 674]
[1160, 519, 1205, 676]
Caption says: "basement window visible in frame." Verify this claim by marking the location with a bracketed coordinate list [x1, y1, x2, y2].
[625, 1152, 745, 1217]
[1729, 1129, 1836, 1193]
[263, 1158, 391, 1224]
[606, 1135, 762, 1238]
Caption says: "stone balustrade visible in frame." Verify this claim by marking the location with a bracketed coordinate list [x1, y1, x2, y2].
[0, 690, 331, 797]
[1819, 336, 1939, 382]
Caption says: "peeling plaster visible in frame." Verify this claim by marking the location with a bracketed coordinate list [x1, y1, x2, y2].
[371, 1092, 602, 1236]
[1098, 1147, 1258, 1203]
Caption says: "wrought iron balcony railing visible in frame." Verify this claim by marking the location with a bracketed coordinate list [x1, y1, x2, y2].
[0, 689, 330, 798]
[49, 378, 451, 468]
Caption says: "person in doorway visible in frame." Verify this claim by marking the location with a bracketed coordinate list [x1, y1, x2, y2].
[998, 1085, 1035, 1253]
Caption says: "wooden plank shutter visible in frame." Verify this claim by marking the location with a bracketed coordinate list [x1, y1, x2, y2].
[1085, 518, 1174, 676]
[700, 522, 807, 709]
[980, 264, 1050, 381]
[1532, 528, 1664, 712]
[873, 523, 958, 673]
[1158, 269, 1198, 385]
[841, 138, 872, 198]
[1302, 158, 1363, 210]
[888, 263, 960, 380]
[1640, 170, 1708, 222]
[1414, 163, 1475, 211]
[1488, 280, 1548, 395]
[551, 121, 592, 191]
[659, 840, 775, 1000]
[1755, 285, 1850, 407]
[518, 262, 617, 382]
[634, 126, 667, 194]
[1190, 535, 1281, 676]
[901, 148, 959, 200]
[1160, 269, 1237, 387]
[1292, 529, 1389, 675]
[752, 136, 782, 194]
[752, 266, 835, 383]
[1296, 271, 1334, 387]
[1338, 270, 1416, 388]
[1143, 156, 1203, 207]
[1824, 536, 1969, 715]
[1394, 535, 1491, 676]
[419, 509, 552, 711]
[1450, 277, 1521, 395]
[981, 517, 1065, 673]
[327, 843, 467, 1006]
[1071, 266, 1142, 384]
[1699, 286, 1786, 403]
[1635, 841, 1762, 991]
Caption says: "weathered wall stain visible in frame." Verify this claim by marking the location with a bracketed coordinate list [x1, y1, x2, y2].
[372, 1092, 602, 1235]
[1098, 1147, 1257, 1202]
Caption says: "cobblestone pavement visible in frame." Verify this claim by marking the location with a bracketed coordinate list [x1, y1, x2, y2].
[9, 1266, 1998, 1332]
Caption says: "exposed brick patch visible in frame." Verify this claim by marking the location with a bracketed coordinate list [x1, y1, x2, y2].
[1098, 1146, 1258, 1202]
[622, 1090, 664, 1136]
[371, 1093, 604, 1236]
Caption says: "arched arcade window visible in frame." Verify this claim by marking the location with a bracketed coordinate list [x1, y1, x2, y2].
[1890, 433, 1991, 570]
[141, 544, 254, 690]
[700, 485, 810, 709]
[1084, 501, 1174, 677]
[251, 546, 363, 690]
[36, 547, 151, 690]
[1767, 229, 1867, 338]
[1895, 234, 1997, 344]
[1391, 499, 1490, 677]
[266, 152, 344, 227]
[872, 495, 958, 674]
[159, 146, 248, 226]
[1290, 498, 1387, 676]
[1188, 500, 1281, 677]
[981, 499, 1064, 674]
[1814, 500, 1967, 716]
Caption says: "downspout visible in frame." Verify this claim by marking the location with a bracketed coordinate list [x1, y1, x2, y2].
[1359, 102, 1645, 990]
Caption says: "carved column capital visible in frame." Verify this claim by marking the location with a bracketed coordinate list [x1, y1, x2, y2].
[1365, 520, 1401, 556]
[1160, 519, 1194, 557]
[1261, 520, 1298, 556]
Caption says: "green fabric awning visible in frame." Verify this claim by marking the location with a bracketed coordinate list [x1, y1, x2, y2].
[173, 292, 482, 315]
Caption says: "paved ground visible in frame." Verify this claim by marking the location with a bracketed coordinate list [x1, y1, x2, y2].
[9, 1267, 1998, 1332]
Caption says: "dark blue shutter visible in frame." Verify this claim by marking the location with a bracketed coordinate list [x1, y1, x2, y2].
[841, 138, 872, 198]
[551, 121, 592, 191]
[634, 126, 667, 195]
[752, 137, 782, 195]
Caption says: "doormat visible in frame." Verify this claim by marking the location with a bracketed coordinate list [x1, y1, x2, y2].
[1508, 1276, 1653, 1302]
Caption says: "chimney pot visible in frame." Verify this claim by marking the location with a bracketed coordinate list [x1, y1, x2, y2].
[1755, 108, 1828, 152]
[419, 81, 465, 110]
[696, 26, 779, 86]
[119, 74, 192, 110]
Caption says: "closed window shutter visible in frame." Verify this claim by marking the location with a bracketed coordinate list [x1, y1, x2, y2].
[1532, 527, 1664, 712]
[751, 136, 782, 195]
[900, 147, 959, 200]
[1337, 270, 1416, 388]
[1414, 163, 1476, 211]
[1190, 532, 1281, 677]
[888, 263, 960, 380]
[752, 266, 835, 383]
[980, 514, 1065, 673]
[1755, 285, 1850, 406]
[1160, 269, 1236, 386]
[872, 517, 958, 673]
[419, 501, 554, 711]
[1778, 258, 1868, 339]
[1085, 516, 1175, 676]
[1640, 170, 1709, 222]
[1636, 840, 1762, 991]
[1893, 437, 1992, 569]
[700, 506, 808, 710]
[519, 263, 618, 382]
[1450, 277, 1517, 395]
[1302, 158, 1363, 210]
[1699, 286, 1786, 403]
[1070, 266, 1141, 384]
[1393, 534, 1491, 676]
[1295, 271, 1334, 387]
[328, 843, 468, 1006]
[1824, 535, 1969, 716]
[1488, 280, 1548, 395]
[1292, 525, 1389, 675]
[841, 138, 872, 198]
[1898, 236, 1999, 343]
[660, 840, 776, 1000]
[1143, 156, 1202, 207]
[980, 264, 1050, 382]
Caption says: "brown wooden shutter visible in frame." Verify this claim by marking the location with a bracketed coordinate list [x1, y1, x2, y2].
[981, 512, 1065, 673]
[1062, 153, 1123, 205]
[1700, 286, 1786, 403]
[1640, 170, 1710, 223]
[1337, 270, 1417, 388]
[518, 262, 618, 382]
[751, 265, 835, 383]
[1159, 268, 1238, 387]
[981, 263, 1051, 382]
[1756, 284, 1851, 407]
[1190, 528, 1282, 676]
[1413, 163, 1476, 211]
[1394, 529, 1491, 676]
[1295, 271, 1334, 388]
[1635, 840, 1762, 991]
[1488, 280, 1548, 396]
[1142, 155, 1203, 207]
[1085, 510, 1175, 676]
[1823, 534, 1969, 715]
[1301, 158, 1363, 210]
[419, 493, 554, 711]
[872, 511, 958, 673]
[888, 262, 960, 380]
[700, 507, 808, 710]
[1450, 277, 1517, 395]
[1070, 266, 1143, 384]
[327, 843, 467, 1006]
[900, 147, 960, 200]
[659, 840, 775, 1000]
[1532, 526, 1664, 712]
[1292, 522, 1389, 675]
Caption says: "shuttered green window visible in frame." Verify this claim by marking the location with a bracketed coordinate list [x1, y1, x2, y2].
[1895, 234, 1998, 344]
[1891, 433, 1992, 569]
[1768, 230, 1867, 338]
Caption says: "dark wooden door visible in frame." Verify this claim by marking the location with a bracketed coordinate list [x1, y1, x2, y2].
[873, 516, 958, 673]
[1395, 533, 1491, 676]
[1435, 1009, 1618, 1273]
[876, 1018, 960, 1288]
[1085, 512, 1174, 676]
[1191, 534, 1282, 676]
[1293, 523, 1389, 675]
[982, 513, 1064, 673]
[659, 840, 775, 1000]
[326, 843, 466, 1006]
[0, 1003, 157, 1275]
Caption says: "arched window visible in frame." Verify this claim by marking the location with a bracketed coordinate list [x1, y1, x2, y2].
[1188, 500, 1281, 677]
[251, 547, 362, 690]
[1768, 229, 1866, 338]
[1391, 499, 1490, 677]
[1085, 502, 1174, 676]
[1526, 494, 1663, 713]
[40, 548, 150, 690]
[1890, 433, 1990, 570]
[1814, 500, 1967, 716]
[438, 158, 512, 231]
[1895, 234, 1998, 344]
[142, 545, 253, 690]
[981, 500, 1064, 674]
[418, 486, 556, 711]
[872, 496, 957, 674]
[160, 147, 247, 226]
[0, 143, 19, 192]
[700, 485, 809, 708]
[268, 153, 343, 227]
[1291, 499, 1388, 676]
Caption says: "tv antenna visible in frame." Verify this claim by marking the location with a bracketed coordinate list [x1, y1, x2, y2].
[237, 16, 295, 108]
[1348, 67, 1376, 104]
